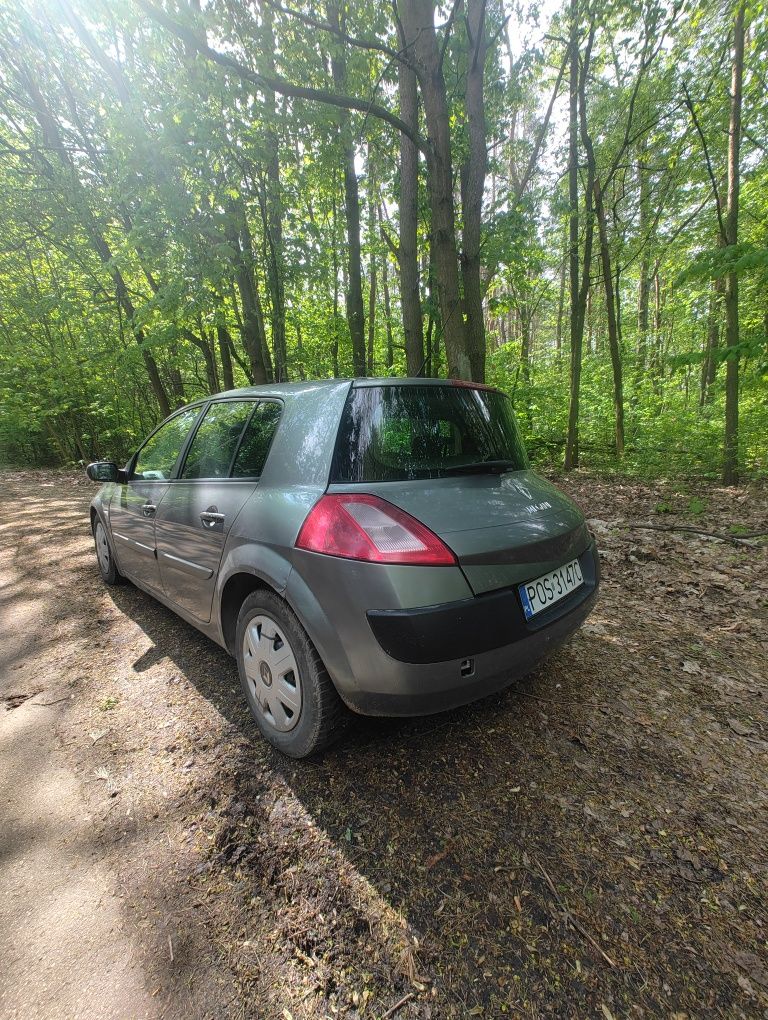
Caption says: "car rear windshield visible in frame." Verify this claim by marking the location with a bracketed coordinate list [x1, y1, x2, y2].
[331, 384, 529, 482]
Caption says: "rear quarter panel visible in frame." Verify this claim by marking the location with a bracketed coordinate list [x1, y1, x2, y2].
[212, 381, 352, 641]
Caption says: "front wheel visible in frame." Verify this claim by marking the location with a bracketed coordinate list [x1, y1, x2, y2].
[235, 590, 348, 758]
[93, 518, 123, 586]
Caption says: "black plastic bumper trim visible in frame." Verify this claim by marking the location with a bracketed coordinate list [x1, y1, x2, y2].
[366, 541, 599, 664]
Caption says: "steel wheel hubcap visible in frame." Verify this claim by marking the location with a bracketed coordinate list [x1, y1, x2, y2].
[243, 614, 301, 733]
[95, 522, 110, 574]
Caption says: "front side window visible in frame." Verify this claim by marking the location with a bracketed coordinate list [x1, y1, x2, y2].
[181, 401, 254, 479]
[232, 401, 282, 477]
[133, 407, 202, 480]
[331, 384, 529, 482]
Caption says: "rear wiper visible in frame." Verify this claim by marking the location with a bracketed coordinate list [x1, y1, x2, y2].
[443, 460, 518, 474]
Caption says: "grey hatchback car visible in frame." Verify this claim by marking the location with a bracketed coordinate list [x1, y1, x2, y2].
[87, 378, 599, 757]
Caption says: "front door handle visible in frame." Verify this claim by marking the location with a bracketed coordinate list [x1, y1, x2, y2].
[141, 503, 157, 517]
[200, 510, 225, 528]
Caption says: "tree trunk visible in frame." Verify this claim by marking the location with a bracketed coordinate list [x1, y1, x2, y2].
[367, 146, 377, 375]
[256, 283, 275, 383]
[555, 247, 566, 361]
[564, 8, 594, 470]
[367, 264, 376, 375]
[398, 0, 469, 380]
[650, 262, 662, 383]
[227, 283, 255, 382]
[519, 299, 532, 424]
[459, 0, 489, 383]
[332, 196, 340, 377]
[396, 56, 425, 375]
[295, 318, 307, 379]
[262, 5, 288, 382]
[636, 136, 651, 374]
[328, 2, 367, 377]
[564, 0, 581, 471]
[594, 180, 625, 456]
[184, 325, 218, 394]
[226, 206, 271, 385]
[700, 273, 724, 405]
[165, 344, 185, 406]
[217, 325, 235, 390]
[722, 2, 744, 486]
[379, 207, 395, 370]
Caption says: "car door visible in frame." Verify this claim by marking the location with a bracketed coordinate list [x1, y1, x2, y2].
[155, 399, 282, 622]
[109, 406, 204, 591]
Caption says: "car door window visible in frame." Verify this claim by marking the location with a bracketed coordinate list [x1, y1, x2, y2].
[232, 401, 282, 477]
[133, 407, 202, 480]
[180, 401, 254, 479]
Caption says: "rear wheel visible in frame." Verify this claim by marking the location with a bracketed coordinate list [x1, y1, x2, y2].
[235, 590, 348, 758]
[93, 519, 123, 586]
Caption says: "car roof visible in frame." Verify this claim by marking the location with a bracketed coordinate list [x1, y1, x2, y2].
[209, 377, 494, 401]
[210, 379, 349, 400]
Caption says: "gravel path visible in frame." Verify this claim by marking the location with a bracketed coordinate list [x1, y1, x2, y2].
[0, 479, 161, 1019]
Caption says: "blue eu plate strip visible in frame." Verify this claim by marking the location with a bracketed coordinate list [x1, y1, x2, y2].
[519, 584, 533, 620]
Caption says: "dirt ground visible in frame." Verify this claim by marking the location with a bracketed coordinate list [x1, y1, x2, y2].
[1, 468, 766, 1020]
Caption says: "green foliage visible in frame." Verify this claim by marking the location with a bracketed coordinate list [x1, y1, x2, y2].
[676, 243, 768, 284]
[0, 0, 765, 483]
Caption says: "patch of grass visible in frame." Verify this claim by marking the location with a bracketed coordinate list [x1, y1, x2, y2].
[98, 696, 119, 711]
[728, 523, 752, 535]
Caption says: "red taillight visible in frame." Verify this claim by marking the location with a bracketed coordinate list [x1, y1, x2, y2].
[295, 494, 456, 566]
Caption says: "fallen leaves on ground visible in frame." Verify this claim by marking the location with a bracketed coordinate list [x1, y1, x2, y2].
[3, 468, 766, 1018]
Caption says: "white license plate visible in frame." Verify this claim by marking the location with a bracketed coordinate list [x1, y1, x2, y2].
[519, 558, 584, 620]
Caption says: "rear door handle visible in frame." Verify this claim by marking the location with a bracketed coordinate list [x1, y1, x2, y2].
[200, 510, 225, 528]
[141, 503, 157, 517]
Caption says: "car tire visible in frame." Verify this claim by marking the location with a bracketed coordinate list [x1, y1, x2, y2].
[93, 518, 124, 586]
[235, 590, 349, 758]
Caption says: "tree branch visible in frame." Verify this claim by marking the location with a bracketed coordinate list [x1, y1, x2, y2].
[627, 523, 767, 545]
[262, 0, 413, 68]
[57, 0, 134, 107]
[439, 0, 462, 71]
[380, 224, 400, 261]
[135, 1, 427, 153]
[470, 0, 488, 73]
[512, 45, 568, 203]
[486, 14, 511, 55]
[682, 81, 726, 242]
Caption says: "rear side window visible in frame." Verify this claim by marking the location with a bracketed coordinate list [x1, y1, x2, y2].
[331, 385, 528, 482]
[232, 401, 282, 477]
[181, 401, 253, 479]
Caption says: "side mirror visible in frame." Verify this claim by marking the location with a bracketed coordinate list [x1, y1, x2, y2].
[86, 461, 120, 483]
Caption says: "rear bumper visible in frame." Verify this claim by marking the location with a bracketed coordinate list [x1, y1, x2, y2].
[367, 541, 597, 663]
[285, 538, 599, 718]
[353, 583, 597, 715]
[341, 540, 599, 716]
